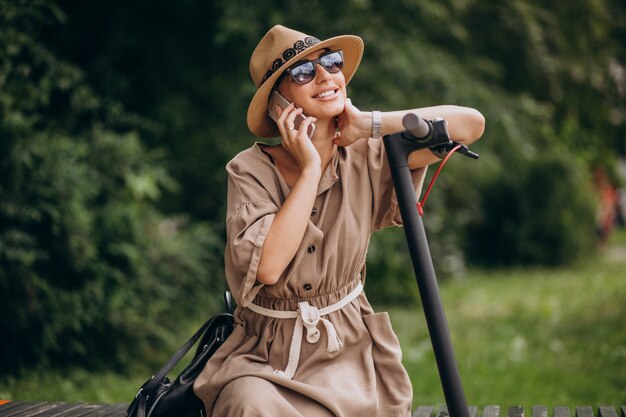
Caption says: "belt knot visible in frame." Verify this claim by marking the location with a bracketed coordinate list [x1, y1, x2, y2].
[246, 281, 363, 380]
[298, 301, 342, 351]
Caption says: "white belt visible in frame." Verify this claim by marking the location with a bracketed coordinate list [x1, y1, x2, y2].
[246, 281, 363, 380]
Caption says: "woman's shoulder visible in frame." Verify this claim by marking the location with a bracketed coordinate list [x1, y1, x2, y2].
[226, 142, 273, 176]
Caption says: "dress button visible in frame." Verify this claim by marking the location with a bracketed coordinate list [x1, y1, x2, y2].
[311, 207, 318, 216]
[303, 283, 313, 291]
[307, 245, 316, 253]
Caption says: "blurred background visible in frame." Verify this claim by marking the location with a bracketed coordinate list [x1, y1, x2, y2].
[1, 0, 625, 409]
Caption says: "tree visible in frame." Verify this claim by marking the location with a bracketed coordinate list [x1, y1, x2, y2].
[0, 0, 223, 374]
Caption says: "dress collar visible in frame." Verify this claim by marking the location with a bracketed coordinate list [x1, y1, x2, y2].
[254, 142, 341, 196]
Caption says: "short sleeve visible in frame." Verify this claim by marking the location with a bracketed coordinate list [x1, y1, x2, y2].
[223, 152, 280, 307]
[225, 201, 276, 307]
[366, 138, 427, 231]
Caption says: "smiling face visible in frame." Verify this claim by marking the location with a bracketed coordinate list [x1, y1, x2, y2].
[277, 49, 347, 120]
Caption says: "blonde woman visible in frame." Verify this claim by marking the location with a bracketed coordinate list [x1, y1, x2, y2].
[194, 25, 484, 417]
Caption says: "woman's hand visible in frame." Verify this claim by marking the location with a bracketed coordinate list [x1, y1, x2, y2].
[276, 103, 320, 172]
[258, 103, 321, 285]
[334, 98, 372, 147]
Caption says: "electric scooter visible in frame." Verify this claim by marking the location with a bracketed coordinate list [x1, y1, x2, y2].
[384, 114, 479, 417]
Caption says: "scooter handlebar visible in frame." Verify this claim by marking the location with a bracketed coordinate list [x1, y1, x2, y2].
[401, 113, 479, 160]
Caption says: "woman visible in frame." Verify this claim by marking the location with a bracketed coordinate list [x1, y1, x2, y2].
[193, 25, 485, 417]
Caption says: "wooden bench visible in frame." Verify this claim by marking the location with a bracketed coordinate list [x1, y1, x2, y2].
[0, 402, 624, 417]
[0, 402, 128, 417]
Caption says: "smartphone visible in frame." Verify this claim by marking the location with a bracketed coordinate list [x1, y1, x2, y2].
[267, 91, 316, 137]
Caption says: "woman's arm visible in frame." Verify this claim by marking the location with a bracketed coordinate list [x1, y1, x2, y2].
[256, 104, 321, 285]
[337, 102, 485, 169]
[381, 105, 485, 169]
[256, 166, 320, 285]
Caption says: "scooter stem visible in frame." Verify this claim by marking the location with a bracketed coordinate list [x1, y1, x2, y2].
[383, 121, 471, 417]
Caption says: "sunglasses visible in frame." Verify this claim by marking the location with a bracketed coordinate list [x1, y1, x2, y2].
[281, 50, 344, 85]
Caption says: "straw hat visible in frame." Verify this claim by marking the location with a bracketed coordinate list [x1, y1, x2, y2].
[247, 25, 364, 138]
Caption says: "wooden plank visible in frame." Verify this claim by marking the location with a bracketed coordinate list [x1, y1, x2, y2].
[576, 407, 595, 417]
[0, 402, 61, 417]
[25, 403, 87, 417]
[555, 407, 572, 417]
[434, 405, 479, 417]
[94, 404, 126, 417]
[59, 405, 104, 417]
[0, 403, 127, 417]
[0, 402, 23, 414]
[436, 406, 450, 417]
[0, 401, 43, 416]
[63, 404, 121, 417]
[532, 406, 548, 417]
[508, 406, 525, 417]
[413, 406, 434, 417]
[599, 407, 618, 417]
[483, 405, 501, 417]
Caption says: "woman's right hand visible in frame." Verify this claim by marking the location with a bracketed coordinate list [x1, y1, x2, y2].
[257, 104, 321, 285]
[276, 103, 320, 172]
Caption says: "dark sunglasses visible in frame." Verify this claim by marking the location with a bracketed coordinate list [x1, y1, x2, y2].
[282, 50, 344, 85]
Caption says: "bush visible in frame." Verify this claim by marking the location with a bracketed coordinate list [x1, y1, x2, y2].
[0, 1, 223, 374]
[466, 152, 597, 266]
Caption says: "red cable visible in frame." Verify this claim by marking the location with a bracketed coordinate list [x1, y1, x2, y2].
[416, 144, 462, 216]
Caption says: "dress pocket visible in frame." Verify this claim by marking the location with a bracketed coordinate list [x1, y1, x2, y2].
[362, 312, 413, 417]
[363, 312, 405, 360]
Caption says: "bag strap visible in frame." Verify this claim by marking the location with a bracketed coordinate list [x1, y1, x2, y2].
[224, 290, 235, 315]
[135, 291, 234, 417]
[136, 315, 218, 417]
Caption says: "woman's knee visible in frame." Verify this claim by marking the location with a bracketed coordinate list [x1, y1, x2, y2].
[214, 376, 281, 415]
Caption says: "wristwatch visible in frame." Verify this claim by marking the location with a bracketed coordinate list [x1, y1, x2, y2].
[372, 111, 382, 139]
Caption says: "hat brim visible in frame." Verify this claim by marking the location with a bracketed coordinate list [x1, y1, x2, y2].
[247, 35, 364, 138]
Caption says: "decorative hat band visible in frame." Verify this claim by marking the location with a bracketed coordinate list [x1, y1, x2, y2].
[260, 36, 321, 86]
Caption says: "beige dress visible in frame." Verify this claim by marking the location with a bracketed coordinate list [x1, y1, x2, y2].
[193, 138, 426, 417]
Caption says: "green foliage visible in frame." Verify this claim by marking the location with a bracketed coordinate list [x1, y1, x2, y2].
[40, 0, 625, 283]
[0, 1, 223, 374]
[466, 151, 597, 266]
[2, 0, 625, 376]
[365, 228, 420, 305]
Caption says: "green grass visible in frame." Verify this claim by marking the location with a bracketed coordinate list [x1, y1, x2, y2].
[608, 227, 626, 246]
[387, 248, 626, 408]
[0, 371, 145, 405]
[2, 240, 625, 408]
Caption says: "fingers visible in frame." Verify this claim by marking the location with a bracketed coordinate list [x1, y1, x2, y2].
[276, 103, 316, 140]
[286, 108, 303, 132]
[300, 116, 317, 137]
[276, 104, 318, 165]
[335, 98, 368, 147]
[275, 103, 292, 132]
[275, 103, 302, 135]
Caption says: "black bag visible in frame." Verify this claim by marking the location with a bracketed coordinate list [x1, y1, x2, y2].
[126, 292, 235, 417]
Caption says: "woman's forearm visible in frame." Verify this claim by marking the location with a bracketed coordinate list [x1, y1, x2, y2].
[338, 103, 485, 169]
[381, 105, 485, 169]
[381, 105, 485, 142]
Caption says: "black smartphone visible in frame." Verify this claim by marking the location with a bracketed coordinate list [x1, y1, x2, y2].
[267, 91, 316, 137]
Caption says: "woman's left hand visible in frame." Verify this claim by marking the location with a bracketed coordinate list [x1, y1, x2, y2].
[334, 98, 371, 147]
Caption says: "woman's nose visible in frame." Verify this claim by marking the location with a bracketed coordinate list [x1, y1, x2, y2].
[314, 63, 332, 83]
